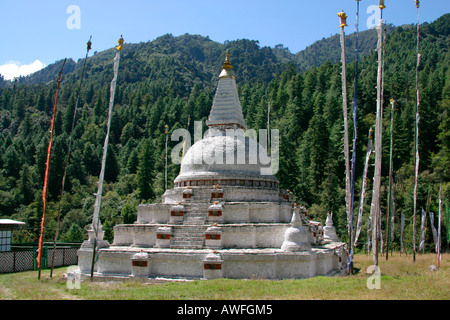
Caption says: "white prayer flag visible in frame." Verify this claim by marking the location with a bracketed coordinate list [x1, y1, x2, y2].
[419, 208, 426, 252]
[429, 211, 438, 253]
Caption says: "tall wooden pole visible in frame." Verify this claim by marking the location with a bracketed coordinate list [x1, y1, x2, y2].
[437, 186, 442, 269]
[50, 37, 92, 278]
[348, 0, 361, 273]
[90, 36, 123, 280]
[386, 99, 395, 260]
[337, 10, 352, 274]
[412, 0, 421, 263]
[370, 1, 385, 267]
[267, 96, 271, 156]
[165, 125, 169, 191]
[37, 59, 67, 279]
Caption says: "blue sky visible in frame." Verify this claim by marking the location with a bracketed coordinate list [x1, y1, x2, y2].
[0, 0, 448, 79]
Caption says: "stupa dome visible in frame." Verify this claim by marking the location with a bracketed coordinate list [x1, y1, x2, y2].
[175, 132, 276, 183]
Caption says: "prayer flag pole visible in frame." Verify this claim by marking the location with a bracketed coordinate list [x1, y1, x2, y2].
[50, 37, 92, 278]
[412, 0, 421, 263]
[37, 58, 67, 280]
[354, 127, 373, 247]
[89, 36, 124, 280]
[165, 125, 169, 191]
[370, 0, 385, 267]
[437, 186, 442, 269]
[348, 0, 361, 274]
[337, 9, 352, 274]
[385, 99, 395, 260]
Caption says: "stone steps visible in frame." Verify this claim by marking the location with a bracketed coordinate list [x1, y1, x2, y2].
[183, 210, 207, 225]
[170, 225, 207, 249]
[183, 217, 205, 225]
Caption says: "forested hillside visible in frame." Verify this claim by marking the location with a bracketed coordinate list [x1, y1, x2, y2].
[294, 24, 396, 71]
[0, 14, 448, 252]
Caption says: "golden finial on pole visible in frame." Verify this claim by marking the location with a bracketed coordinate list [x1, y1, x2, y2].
[116, 35, 124, 51]
[378, 0, 386, 10]
[338, 10, 348, 28]
[223, 49, 233, 70]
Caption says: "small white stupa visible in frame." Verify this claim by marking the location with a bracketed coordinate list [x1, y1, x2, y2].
[323, 212, 340, 242]
[77, 51, 347, 280]
[281, 205, 311, 252]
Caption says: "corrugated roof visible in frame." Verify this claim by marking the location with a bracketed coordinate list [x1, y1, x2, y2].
[0, 219, 26, 226]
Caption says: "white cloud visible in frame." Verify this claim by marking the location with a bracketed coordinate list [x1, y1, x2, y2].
[0, 60, 46, 80]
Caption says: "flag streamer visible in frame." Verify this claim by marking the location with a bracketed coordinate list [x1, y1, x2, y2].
[348, 0, 361, 272]
[165, 124, 169, 191]
[385, 99, 395, 259]
[446, 198, 450, 247]
[437, 186, 442, 268]
[37, 58, 67, 279]
[400, 211, 405, 254]
[390, 186, 395, 242]
[366, 215, 371, 254]
[419, 208, 426, 252]
[429, 211, 438, 252]
[369, 1, 385, 266]
[50, 37, 92, 278]
[412, 0, 421, 263]
[379, 209, 383, 254]
[337, 9, 352, 274]
[354, 128, 373, 246]
[90, 36, 123, 279]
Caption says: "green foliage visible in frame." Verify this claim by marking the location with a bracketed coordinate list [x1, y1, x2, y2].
[0, 15, 448, 251]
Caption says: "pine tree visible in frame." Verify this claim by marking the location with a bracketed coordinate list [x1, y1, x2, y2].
[18, 164, 34, 205]
[136, 139, 155, 201]
[3, 145, 22, 179]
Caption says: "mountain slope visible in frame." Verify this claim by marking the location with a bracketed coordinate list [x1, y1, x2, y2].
[9, 24, 398, 87]
[295, 24, 396, 71]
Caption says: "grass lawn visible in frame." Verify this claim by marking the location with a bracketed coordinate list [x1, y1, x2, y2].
[0, 253, 448, 300]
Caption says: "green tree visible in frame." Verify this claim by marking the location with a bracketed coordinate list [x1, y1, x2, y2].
[136, 139, 155, 201]
[18, 164, 34, 205]
[3, 145, 22, 179]
[60, 223, 85, 242]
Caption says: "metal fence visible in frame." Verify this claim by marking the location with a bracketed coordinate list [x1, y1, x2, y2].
[0, 246, 79, 274]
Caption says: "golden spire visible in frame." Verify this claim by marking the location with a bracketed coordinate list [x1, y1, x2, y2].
[338, 10, 348, 28]
[218, 49, 235, 79]
[222, 49, 233, 70]
[116, 35, 124, 51]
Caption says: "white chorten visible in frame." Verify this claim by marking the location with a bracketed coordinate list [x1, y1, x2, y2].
[77, 51, 347, 280]
[281, 205, 311, 252]
[323, 212, 340, 242]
